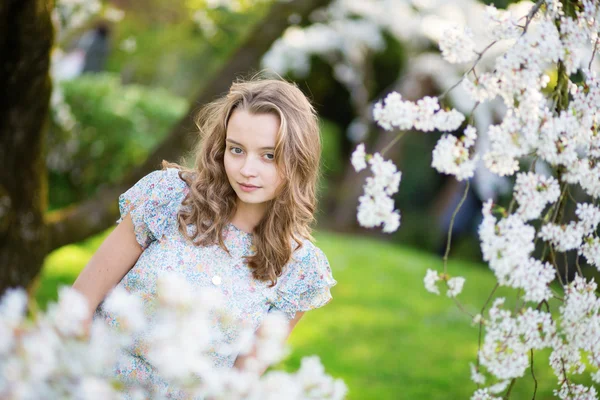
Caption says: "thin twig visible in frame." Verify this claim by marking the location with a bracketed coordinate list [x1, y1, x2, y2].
[467, 101, 481, 126]
[476, 320, 483, 369]
[443, 180, 471, 274]
[514, 288, 522, 314]
[451, 297, 475, 319]
[481, 283, 500, 314]
[589, 38, 599, 71]
[560, 358, 573, 397]
[503, 378, 517, 399]
[380, 131, 406, 157]
[522, 0, 544, 35]
[553, 182, 569, 223]
[549, 246, 565, 287]
[563, 251, 569, 285]
[575, 254, 583, 277]
[566, 186, 577, 205]
[531, 349, 538, 400]
[439, 41, 498, 100]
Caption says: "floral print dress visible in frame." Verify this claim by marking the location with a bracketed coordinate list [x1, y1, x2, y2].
[94, 168, 336, 396]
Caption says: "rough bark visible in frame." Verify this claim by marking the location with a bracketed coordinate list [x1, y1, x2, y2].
[46, 0, 334, 252]
[0, 0, 54, 293]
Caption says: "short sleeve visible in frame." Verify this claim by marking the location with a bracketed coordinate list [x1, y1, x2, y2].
[117, 168, 186, 250]
[269, 244, 337, 320]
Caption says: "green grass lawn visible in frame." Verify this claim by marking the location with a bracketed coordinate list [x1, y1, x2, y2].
[36, 229, 562, 399]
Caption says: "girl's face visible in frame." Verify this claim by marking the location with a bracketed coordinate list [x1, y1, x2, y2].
[224, 109, 284, 209]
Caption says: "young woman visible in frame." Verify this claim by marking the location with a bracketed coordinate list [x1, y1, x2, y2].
[72, 77, 337, 394]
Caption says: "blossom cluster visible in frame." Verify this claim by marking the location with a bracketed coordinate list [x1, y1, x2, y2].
[0, 274, 346, 399]
[513, 172, 561, 221]
[479, 200, 555, 303]
[351, 147, 402, 233]
[539, 203, 600, 253]
[438, 25, 476, 64]
[373, 93, 465, 133]
[423, 269, 465, 298]
[480, 298, 555, 381]
[431, 125, 479, 181]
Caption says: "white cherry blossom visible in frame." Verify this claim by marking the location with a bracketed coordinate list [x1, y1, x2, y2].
[439, 25, 476, 64]
[424, 269, 441, 295]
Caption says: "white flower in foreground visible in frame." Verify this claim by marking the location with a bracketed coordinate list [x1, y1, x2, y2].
[414, 96, 440, 132]
[488, 380, 511, 394]
[431, 126, 479, 181]
[252, 312, 290, 368]
[483, 5, 521, 41]
[480, 299, 555, 381]
[75, 377, 119, 399]
[471, 388, 501, 400]
[356, 152, 402, 233]
[47, 286, 89, 337]
[539, 222, 585, 252]
[432, 109, 466, 132]
[0, 270, 345, 398]
[372, 92, 465, 133]
[102, 286, 146, 333]
[513, 172, 560, 221]
[556, 276, 600, 379]
[119, 37, 137, 53]
[424, 269, 441, 295]
[0, 288, 28, 328]
[581, 236, 600, 269]
[554, 382, 598, 400]
[351, 143, 367, 172]
[155, 272, 195, 309]
[539, 204, 600, 252]
[575, 203, 600, 235]
[373, 92, 417, 131]
[446, 277, 465, 298]
[296, 356, 348, 399]
[470, 362, 486, 385]
[479, 200, 553, 302]
[439, 25, 476, 64]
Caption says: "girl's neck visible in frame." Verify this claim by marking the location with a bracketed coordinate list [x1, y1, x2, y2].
[230, 200, 267, 234]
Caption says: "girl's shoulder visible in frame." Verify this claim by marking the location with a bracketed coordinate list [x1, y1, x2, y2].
[124, 168, 189, 199]
[117, 168, 189, 249]
[269, 239, 337, 319]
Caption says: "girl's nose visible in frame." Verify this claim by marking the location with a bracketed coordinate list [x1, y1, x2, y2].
[240, 157, 258, 177]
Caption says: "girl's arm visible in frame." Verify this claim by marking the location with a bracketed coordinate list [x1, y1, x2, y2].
[233, 311, 305, 375]
[72, 214, 144, 329]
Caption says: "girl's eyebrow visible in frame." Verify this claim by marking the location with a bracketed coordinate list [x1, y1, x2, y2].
[226, 139, 275, 151]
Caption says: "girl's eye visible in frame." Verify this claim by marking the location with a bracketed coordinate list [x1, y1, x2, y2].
[264, 153, 275, 161]
[230, 147, 243, 155]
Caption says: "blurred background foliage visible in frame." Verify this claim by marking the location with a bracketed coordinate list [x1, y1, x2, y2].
[48, 74, 187, 210]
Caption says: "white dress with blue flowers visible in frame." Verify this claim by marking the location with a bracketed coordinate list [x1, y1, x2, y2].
[94, 168, 336, 395]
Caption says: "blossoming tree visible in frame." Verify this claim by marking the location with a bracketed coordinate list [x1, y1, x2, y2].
[345, 1, 600, 398]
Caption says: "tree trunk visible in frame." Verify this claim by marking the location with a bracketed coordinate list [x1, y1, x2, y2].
[0, 0, 54, 294]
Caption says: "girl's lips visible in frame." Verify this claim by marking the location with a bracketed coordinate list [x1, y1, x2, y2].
[239, 183, 260, 192]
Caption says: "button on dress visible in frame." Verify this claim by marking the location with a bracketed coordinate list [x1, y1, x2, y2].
[94, 168, 337, 396]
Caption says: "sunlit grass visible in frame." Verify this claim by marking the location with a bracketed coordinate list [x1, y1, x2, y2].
[36, 229, 561, 399]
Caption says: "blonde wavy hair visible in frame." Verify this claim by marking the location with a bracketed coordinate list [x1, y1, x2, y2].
[163, 77, 322, 286]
